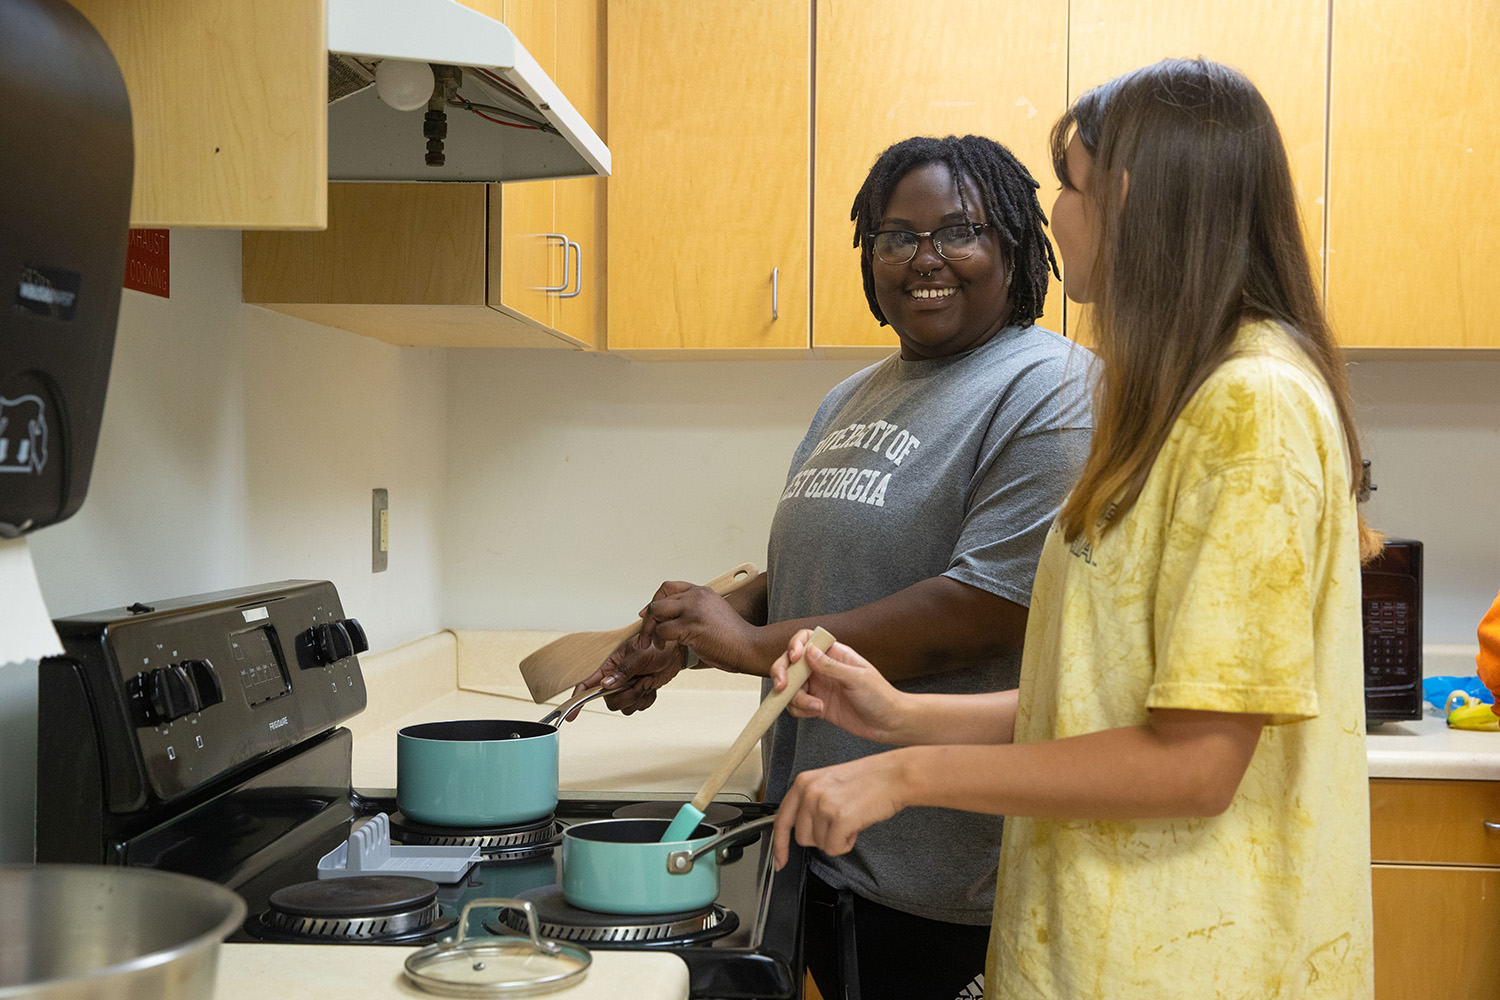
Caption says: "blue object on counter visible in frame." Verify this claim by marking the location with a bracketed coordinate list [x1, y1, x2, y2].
[1423, 676, 1494, 709]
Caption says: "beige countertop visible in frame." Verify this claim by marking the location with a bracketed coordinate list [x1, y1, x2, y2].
[1367, 707, 1500, 780]
[215, 943, 689, 1000]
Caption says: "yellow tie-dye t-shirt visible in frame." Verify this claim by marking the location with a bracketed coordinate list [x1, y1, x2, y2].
[989, 322, 1373, 999]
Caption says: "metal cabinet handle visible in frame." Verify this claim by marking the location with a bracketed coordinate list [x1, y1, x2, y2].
[1484, 820, 1500, 833]
[771, 266, 778, 320]
[540, 233, 569, 293]
[560, 239, 583, 299]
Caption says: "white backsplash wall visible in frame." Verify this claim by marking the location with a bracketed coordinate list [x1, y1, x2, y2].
[441, 349, 869, 631]
[0, 230, 449, 863]
[1349, 357, 1500, 645]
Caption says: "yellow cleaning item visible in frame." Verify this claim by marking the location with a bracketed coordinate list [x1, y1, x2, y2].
[1478, 588, 1500, 703]
[1446, 691, 1499, 732]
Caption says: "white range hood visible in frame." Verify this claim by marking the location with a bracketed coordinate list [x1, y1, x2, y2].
[326, 0, 609, 182]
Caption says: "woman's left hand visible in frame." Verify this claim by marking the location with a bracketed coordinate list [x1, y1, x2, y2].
[771, 751, 910, 869]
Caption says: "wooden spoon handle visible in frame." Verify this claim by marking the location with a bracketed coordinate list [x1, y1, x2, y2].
[689, 626, 836, 812]
[699, 563, 759, 598]
[614, 562, 760, 643]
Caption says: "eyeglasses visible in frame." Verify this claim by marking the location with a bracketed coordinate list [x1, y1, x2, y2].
[864, 222, 990, 265]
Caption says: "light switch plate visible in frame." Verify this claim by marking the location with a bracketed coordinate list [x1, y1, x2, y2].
[372, 488, 388, 573]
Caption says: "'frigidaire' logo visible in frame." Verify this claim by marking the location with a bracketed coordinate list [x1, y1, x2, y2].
[268, 716, 290, 731]
[0, 395, 49, 475]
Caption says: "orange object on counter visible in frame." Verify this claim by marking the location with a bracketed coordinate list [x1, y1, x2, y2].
[1478, 588, 1500, 702]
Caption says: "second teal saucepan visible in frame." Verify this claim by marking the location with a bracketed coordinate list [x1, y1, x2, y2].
[395, 686, 607, 828]
[561, 815, 775, 914]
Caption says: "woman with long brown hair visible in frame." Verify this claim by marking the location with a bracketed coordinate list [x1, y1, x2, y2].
[767, 58, 1377, 998]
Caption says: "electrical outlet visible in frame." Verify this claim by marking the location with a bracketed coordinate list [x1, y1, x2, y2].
[372, 488, 388, 573]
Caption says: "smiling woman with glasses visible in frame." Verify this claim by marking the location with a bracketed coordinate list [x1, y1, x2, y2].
[572, 133, 1094, 1000]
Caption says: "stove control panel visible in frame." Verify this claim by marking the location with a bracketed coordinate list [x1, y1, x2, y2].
[127, 658, 224, 725]
[41, 580, 368, 813]
[298, 617, 370, 668]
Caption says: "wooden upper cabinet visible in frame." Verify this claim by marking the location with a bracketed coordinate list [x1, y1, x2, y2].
[244, 0, 605, 349]
[491, 0, 605, 348]
[1064, 0, 1329, 344]
[551, 0, 607, 343]
[813, 0, 1068, 355]
[243, 184, 579, 348]
[606, 0, 810, 355]
[70, 0, 326, 229]
[1329, 0, 1500, 348]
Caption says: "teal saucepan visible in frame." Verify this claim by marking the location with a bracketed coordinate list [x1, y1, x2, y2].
[561, 815, 775, 914]
[396, 686, 606, 827]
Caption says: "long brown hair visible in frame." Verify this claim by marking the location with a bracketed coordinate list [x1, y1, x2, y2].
[1051, 58, 1380, 559]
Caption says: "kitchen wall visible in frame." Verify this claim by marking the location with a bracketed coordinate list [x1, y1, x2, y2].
[1347, 356, 1500, 641]
[3, 228, 1497, 865]
[440, 349, 865, 631]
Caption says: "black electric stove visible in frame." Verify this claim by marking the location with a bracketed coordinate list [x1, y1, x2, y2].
[34, 580, 807, 1000]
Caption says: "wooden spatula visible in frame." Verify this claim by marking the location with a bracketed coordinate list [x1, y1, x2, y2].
[518, 563, 759, 703]
[659, 626, 837, 842]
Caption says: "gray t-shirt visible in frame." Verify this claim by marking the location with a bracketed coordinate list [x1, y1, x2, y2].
[764, 323, 1094, 925]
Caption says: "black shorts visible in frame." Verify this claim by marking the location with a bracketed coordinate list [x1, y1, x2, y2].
[803, 869, 990, 1000]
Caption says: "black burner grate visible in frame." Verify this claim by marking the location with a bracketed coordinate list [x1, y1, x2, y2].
[388, 811, 561, 859]
[488, 884, 740, 946]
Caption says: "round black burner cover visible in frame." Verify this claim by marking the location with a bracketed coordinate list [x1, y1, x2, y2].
[268, 875, 439, 917]
[515, 883, 712, 925]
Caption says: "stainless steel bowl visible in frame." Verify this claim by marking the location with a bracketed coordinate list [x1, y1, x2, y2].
[0, 864, 246, 1000]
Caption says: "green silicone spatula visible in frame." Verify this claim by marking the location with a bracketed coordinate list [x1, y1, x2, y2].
[659, 626, 838, 843]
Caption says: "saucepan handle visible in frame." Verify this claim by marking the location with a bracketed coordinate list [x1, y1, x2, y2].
[666, 814, 777, 875]
[538, 685, 609, 727]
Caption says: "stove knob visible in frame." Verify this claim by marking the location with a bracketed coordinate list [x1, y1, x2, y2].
[141, 664, 201, 724]
[337, 618, 369, 654]
[184, 659, 223, 708]
[312, 621, 354, 665]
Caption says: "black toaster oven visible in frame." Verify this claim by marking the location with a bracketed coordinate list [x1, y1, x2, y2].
[1362, 538, 1422, 723]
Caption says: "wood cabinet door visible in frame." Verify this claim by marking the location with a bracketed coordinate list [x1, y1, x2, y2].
[1328, 0, 1500, 347]
[70, 0, 326, 229]
[1370, 778, 1500, 865]
[606, 0, 810, 353]
[1064, 0, 1329, 345]
[551, 0, 606, 347]
[489, 0, 604, 346]
[493, 180, 561, 330]
[1373, 864, 1500, 999]
[244, 184, 486, 305]
[501, 0, 557, 80]
[812, 0, 1068, 354]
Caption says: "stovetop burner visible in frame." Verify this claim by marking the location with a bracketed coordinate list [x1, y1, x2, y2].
[489, 884, 740, 947]
[254, 874, 456, 943]
[388, 811, 562, 860]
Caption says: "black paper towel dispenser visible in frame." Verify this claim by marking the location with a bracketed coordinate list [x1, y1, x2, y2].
[0, 0, 132, 537]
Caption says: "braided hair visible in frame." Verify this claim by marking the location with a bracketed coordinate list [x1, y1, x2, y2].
[850, 134, 1058, 329]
